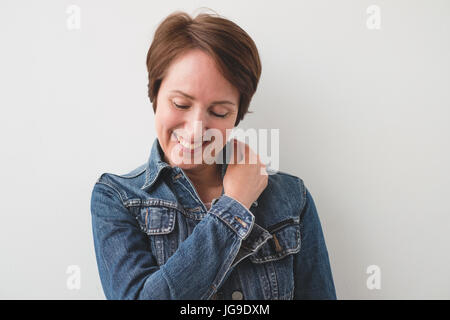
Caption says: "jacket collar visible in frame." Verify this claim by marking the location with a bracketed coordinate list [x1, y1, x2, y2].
[141, 138, 230, 191]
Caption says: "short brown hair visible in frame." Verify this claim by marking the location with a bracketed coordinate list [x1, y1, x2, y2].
[146, 10, 262, 126]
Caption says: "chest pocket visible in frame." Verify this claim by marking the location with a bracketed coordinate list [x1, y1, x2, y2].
[250, 218, 301, 263]
[139, 206, 178, 266]
[247, 218, 301, 300]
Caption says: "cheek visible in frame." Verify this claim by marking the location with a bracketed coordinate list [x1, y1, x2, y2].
[212, 126, 233, 146]
[155, 106, 179, 135]
[154, 112, 165, 140]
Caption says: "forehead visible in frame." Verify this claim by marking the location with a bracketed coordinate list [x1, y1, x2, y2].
[162, 49, 239, 101]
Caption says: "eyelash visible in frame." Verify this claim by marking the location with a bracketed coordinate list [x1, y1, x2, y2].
[173, 102, 227, 118]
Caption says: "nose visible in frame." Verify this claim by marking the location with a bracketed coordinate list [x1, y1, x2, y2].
[183, 109, 208, 143]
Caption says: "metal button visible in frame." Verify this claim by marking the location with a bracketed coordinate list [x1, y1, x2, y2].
[232, 290, 243, 300]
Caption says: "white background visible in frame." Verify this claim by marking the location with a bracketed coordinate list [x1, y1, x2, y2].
[1, 0, 449, 299]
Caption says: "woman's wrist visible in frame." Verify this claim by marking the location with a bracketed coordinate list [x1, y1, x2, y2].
[223, 192, 252, 209]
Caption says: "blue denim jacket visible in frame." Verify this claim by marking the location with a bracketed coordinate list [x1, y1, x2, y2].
[90, 138, 337, 300]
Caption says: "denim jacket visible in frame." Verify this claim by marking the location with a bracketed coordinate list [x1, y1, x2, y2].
[90, 138, 337, 300]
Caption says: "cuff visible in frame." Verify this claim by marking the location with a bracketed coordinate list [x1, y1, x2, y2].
[209, 195, 255, 240]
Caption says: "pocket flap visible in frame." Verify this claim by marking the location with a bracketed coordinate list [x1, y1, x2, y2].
[140, 206, 176, 235]
[250, 219, 301, 263]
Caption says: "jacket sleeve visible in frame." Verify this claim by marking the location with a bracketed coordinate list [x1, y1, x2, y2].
[293, 184, 337, 299]
[90, 181, 254, 300]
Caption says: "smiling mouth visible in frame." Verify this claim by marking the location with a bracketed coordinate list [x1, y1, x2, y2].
[173, 132, 212, 152]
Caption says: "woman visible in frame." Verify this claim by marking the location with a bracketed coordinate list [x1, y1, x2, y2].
[90, 10, 337, 300]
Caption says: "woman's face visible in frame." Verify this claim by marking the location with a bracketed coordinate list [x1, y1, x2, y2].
[154, 49, 240, 170]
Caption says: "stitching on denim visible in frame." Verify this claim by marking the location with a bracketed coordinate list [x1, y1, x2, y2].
[250, 225, 301, 263]
[270, 170, 300, 179]
[125, 199, 183, 213]
[267, 262, 279, 299]
[258, 262, 271, 299]
[266, 217, 300, 234]
[173, 179, 204, 208]
[173, 174, 206, 210]
[210, 210, 242, 238]
[115, 166, 147, 179]
[203, 238, 242, 300]
[141, 164, 170, 190]
[160, 265, 176, 299]
[231, 231, 272, 269]
[181, 210, 206, 221]
[135, 215, 147, 234]
[144, 208, 176, 235]
[279, 289, 294, 300]
[234, 268, 247, 300]
[95, 181, 126, 204]
[297, 177, 306, 212]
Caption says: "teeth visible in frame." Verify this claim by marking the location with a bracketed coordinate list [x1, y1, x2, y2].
[176, 135, 203, 150]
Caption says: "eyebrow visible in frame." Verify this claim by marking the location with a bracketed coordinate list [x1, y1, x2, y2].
[170, 90, 236, 106]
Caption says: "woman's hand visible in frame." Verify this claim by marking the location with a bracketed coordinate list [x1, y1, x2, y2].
[223, 139, 268, 209]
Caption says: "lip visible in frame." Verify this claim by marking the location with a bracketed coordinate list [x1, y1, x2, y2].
[178, 140, 210, 154]
[173, 132, 211, 154]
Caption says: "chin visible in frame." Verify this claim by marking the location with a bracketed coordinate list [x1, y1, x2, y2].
[176, 162, 205, 171]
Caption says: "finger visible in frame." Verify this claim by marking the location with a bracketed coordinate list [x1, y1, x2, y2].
[235, 139, 247, 163]
[234, 140, 258, 165]
[232, 139, 246, 163]
[240, 143, 259, 165]
[246, 145, 259, 165]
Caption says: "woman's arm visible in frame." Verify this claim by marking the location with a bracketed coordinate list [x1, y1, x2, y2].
[91, 182, 255, 300]
[293, 185, 337, 299]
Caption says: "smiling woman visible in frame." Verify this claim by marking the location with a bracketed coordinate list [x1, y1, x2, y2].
[90, 9, 337, 300]
[146, 11, 261, 127]
[154, 48, 239, 175]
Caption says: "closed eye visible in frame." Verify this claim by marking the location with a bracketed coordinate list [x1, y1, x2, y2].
[173, 102, 189, 110]
[210, 111, 227, 118]
[173, 102, 228, 118]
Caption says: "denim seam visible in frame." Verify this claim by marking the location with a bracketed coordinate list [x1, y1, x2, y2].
[95, 181, 126, 205]
[141, 164, 170, 190]
[267, 218, 300, 234]
[258, 262, 271, 300]
[231, 232, 272, 269]
[297, 177, 307, 212]
[160, 265, 176, 299]
[144, 209, 176, 235]
[209, 197, 254, 239]
[203, 238, 242, 300]
[250, 227, 301, 263]
[125, 200, 184, 214]
[109, 166, 146, 179]
[251, 247, 301, 263]
[174, 179, 201, 206]
[235, 268, 245, 300]
[267, 262, 279, 299]
[182, 212, 207, 221]
[173, 175, 207, 211]
[279, 289, 294, 300]
[210, 209, 252, 240]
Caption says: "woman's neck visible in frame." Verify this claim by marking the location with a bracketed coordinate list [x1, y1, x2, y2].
[184, 163, 222, 187]
[183, 164, 223, 203]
